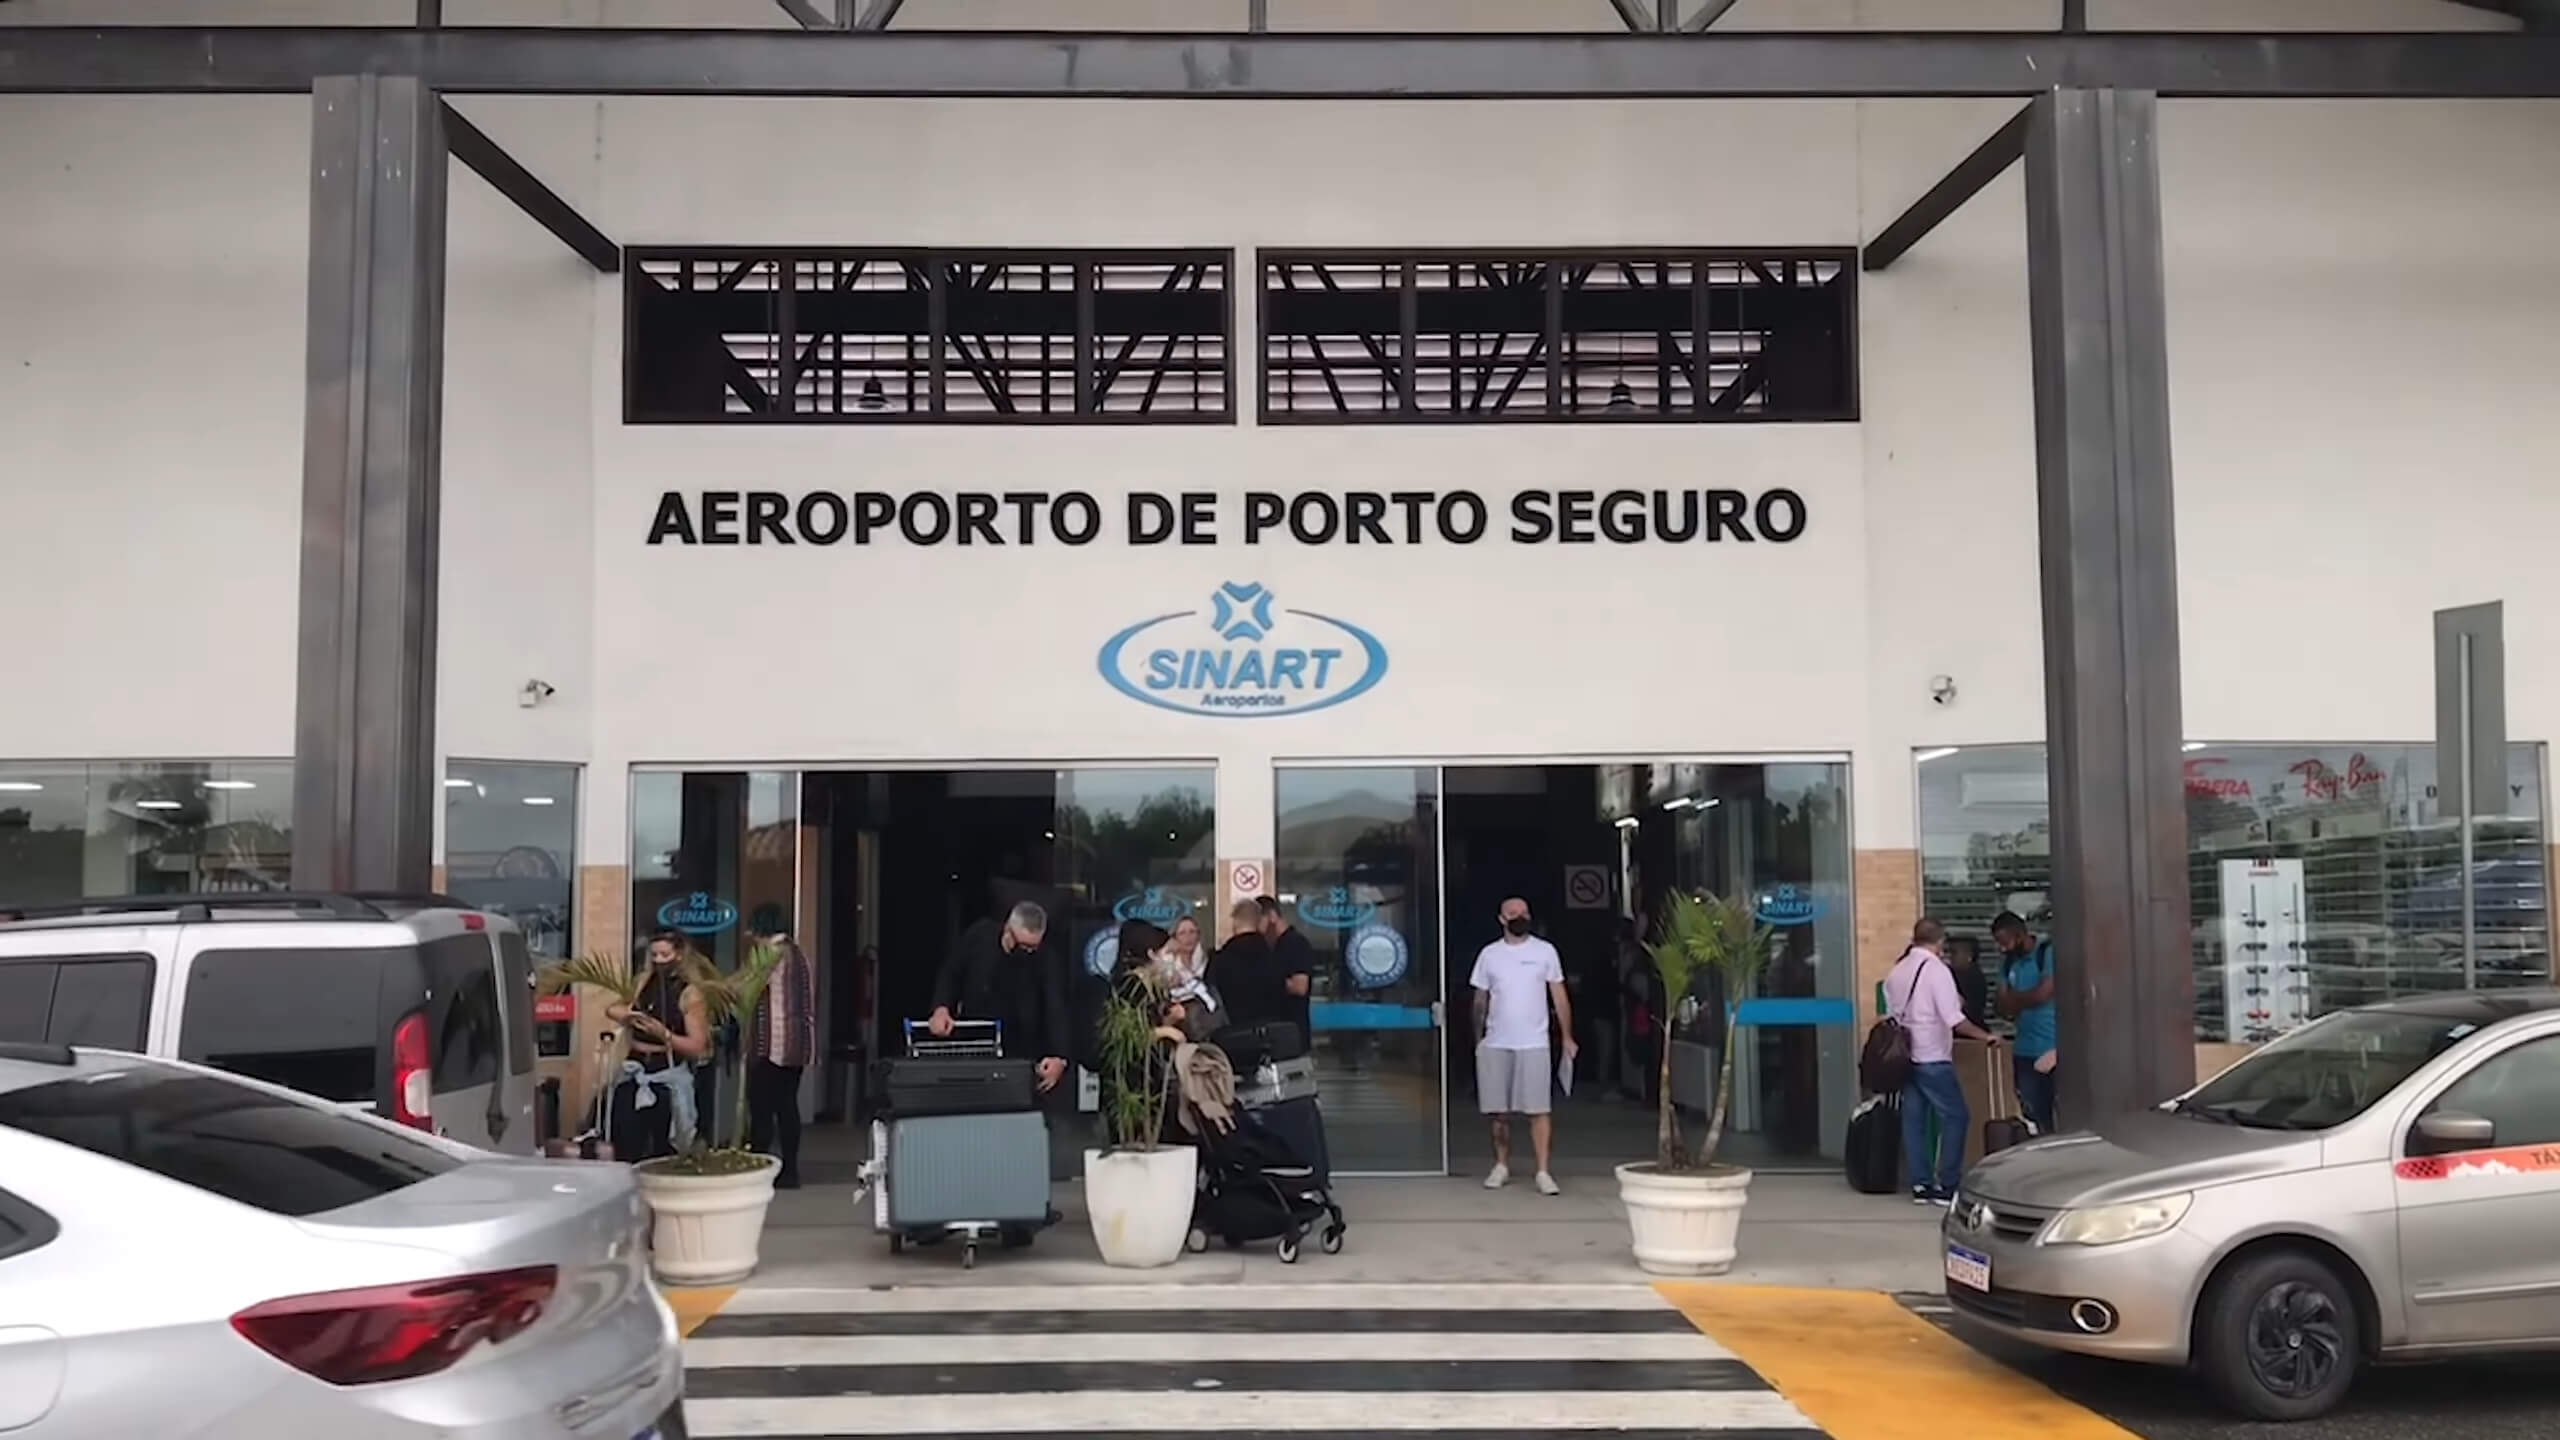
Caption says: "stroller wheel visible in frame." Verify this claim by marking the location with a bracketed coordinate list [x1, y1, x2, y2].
[1186, 1227, 1209, 1254]
[1277, 1234, 1301, 1264]
[1320, 1226, 1345, 1255]
[961, 1242, 978, 1271]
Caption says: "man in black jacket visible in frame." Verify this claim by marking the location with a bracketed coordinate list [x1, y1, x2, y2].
[927, 901, 1069, 1094]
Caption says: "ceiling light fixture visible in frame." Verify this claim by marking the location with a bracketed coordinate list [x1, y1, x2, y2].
[521, 796, 556, 806]
[203, 780, 256, 791]
[1614, 815, 1642, 830]
[443, 778, 474, 788]
[1915, 747, 1960, 764]
[2182, 741, 2208, 753]
[0, 781, 42, 793]
[136, 800, 182, 811]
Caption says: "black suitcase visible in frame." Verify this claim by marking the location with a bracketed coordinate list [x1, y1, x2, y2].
[1211, 1020, 1307, 1070]
[1250, 1093, 1332, 1188]
[875, 1055, 1037, 1118]
[1844, 1092, 1901, 1195]
[1982, 1116, 2030, 1156]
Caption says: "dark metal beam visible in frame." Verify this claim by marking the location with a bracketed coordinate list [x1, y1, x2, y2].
[1609, 0, 1656, 32]
[2025, 89, 2195, 1123]
[1683, 0, 1741, 32]
[5, 28, 2559, 98]
[856, 0, 905, 30]
[1861, 104, 2029, 272]
[440, 102, 619, 273]
[2061, 0, 2086, 32]
[294, 74, 445, 895]
[773, 0, 840, 29]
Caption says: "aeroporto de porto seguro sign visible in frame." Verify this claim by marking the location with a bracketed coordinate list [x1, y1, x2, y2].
[1098, 582, 1386, 718]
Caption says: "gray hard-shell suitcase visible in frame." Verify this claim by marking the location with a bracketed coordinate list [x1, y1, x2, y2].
[873, 1111, 1051, 1228]
[1235, 1053, 1318, 1110]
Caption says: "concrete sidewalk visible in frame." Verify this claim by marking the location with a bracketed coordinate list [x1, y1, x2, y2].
[746, 1171, 1945, 1292]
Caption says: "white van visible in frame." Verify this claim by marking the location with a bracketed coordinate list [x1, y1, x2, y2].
[0, 893, 539, 1154]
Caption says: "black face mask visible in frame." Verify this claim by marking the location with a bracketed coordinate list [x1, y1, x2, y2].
[1504, 916, 1532, 937]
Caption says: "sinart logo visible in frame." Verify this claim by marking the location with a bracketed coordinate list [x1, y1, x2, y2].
[1295, 886, 1378, 931]
[1097, 582, 1388, 718]
[656, 892, 738, 935]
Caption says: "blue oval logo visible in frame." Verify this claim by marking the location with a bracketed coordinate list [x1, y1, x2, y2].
[657, 891, 738, 935]
[1344, 923, 1410, 990]
[1111, 887, 1194, 928]
[1097, 581, 1388, 718]
[1754, 884, 1822, 928]
[1084, 929, 1120, 978]
[1296, 886, 1376, 931]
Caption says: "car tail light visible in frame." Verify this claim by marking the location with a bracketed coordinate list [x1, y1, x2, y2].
[391, 1011, 432, 1130]
[230, 1266, 557, 1386]
[461, 913, 485, 932]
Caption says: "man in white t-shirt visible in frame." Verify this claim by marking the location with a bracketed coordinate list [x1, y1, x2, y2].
[1471, 897, 1576, 1195]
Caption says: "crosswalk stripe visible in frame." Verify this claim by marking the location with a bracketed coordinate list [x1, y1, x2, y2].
[686, 1330, 1740, 1366]
[717, 1283, 1676, 1313]
[692, 1306, 1702, 1338]
[687, 1357, 1764, 1398]
[685, 1389, 1823, 1435]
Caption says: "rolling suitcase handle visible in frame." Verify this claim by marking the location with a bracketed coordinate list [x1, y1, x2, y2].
[904, 1017, 1005, 1058]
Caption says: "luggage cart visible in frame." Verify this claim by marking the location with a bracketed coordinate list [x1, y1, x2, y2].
[854, 1019, 1054, 1269]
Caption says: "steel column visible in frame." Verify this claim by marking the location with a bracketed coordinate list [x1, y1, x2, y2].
[2024, 89, 2195, 1122]
[294, 74, 447, 893]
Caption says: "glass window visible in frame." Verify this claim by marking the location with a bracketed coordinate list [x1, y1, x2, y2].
[1054, 768, 1217, 987]
[422, 934, 501, 1091]
[0, 760, 293, 906]
[0, 1063, 460, 1217]
[2178, 1009, 2478, 1130]
[629, 771, 798, 973]
[497, 930, 537, 1074]
[2426, 1037, 2560, 1152]
[0, 1189, 56, 1262]
[1917, 742, 2552, 1042]
[45, 957, 153, 1050]
[1276, 767, 1444, 1174]
[0, 962, 54, 1044]
[178, 947, 395, 1103]
[443, 761, 579, 959]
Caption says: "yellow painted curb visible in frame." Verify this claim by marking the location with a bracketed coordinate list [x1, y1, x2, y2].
[662, 1285, 737, 1338]
[1657, 1285, 2141, 1440]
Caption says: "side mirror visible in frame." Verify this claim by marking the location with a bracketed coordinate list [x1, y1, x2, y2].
[2412, 1110, 2496, 1155]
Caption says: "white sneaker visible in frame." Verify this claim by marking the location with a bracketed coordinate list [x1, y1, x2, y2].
[1535, 1171, 1562, 1196]
[1483, 1163, 1510, 1189]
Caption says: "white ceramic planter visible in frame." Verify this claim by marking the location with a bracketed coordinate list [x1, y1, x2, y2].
[1616, 1162, 1753, 1277]
[1085, 1146, 1198, 1269]
[634, 1156, 781, 1287]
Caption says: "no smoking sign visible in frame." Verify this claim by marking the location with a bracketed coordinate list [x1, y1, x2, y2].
[1564, 864, 1612, 910]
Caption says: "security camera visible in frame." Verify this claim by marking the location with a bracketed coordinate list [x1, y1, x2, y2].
[1929, 675, 1958, 707]
[518, 679, 557, 709]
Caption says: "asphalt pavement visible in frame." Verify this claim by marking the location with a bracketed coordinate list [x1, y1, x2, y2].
[1905, 1294, 2560, 1440]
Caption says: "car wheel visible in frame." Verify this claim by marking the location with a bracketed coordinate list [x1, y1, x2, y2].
[2198, 1250, 2361, 1422]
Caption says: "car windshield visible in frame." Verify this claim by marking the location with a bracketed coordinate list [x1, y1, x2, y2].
[2175, 1010, 2480, 1131]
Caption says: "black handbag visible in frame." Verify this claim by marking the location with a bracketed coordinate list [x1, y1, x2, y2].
[1858, 967, 1925, 1096]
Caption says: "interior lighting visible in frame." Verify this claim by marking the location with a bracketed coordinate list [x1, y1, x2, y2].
[2182, 741, 2208, 753]
[203, 780, 256, 791]
[136, 800, 183, 811]
[443, 778, 474, 788]
[1915, 747, 1960, 764]
[0, 782, 42, 793]
[521, 796, 556, 807]
[1613, 815, 1642, 830]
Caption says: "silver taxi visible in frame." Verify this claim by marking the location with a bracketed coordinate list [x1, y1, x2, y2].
[1943, 992, 2560, 1421]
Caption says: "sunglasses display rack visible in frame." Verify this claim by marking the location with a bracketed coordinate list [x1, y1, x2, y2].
[2219, 857, 2310, 1044]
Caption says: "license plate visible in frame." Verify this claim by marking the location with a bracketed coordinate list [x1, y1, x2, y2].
[1945, 1243, 1992, 1293]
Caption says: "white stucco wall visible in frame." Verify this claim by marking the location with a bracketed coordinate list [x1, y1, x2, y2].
[1, 0, 2551, 871]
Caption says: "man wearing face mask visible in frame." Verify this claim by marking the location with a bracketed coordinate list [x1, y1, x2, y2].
[1471, 898, 1575, 1195]
[927, 901, 1069, 1097]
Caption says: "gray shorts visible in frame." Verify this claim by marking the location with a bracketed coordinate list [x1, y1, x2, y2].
[1477, 1045, 1552, 1116]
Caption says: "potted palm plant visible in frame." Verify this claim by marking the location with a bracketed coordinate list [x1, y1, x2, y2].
[541, 941, 787, 1285]
[1083, 966, 1197, 1268]
[1616, 890, 1774, 1276]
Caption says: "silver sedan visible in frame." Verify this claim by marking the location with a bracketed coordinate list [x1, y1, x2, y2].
[1943, 991, 2560, 1421]
[0, 1044, 686, 1439]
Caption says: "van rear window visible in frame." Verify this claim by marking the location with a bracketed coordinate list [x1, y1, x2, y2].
[179, 947, 401, 1103]
[0, 1064, 459, 1217]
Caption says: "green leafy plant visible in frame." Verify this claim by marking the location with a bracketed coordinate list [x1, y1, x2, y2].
[1094, 967, 1180, 1153]
[1641, 891, 1775, 1173]
[536, 948, 646, 1007]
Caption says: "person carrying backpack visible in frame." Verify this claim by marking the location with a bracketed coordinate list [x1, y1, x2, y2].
[1993, 911, 2059, 1134]
[1878, 918, 2000, 1205]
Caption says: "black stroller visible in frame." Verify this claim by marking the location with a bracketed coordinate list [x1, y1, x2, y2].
[1184, 1109, 1347, 1264]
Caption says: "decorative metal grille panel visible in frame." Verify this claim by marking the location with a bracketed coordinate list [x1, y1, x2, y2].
[626, 248, 1231, 424]
[1259, 249, 1856, 423]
